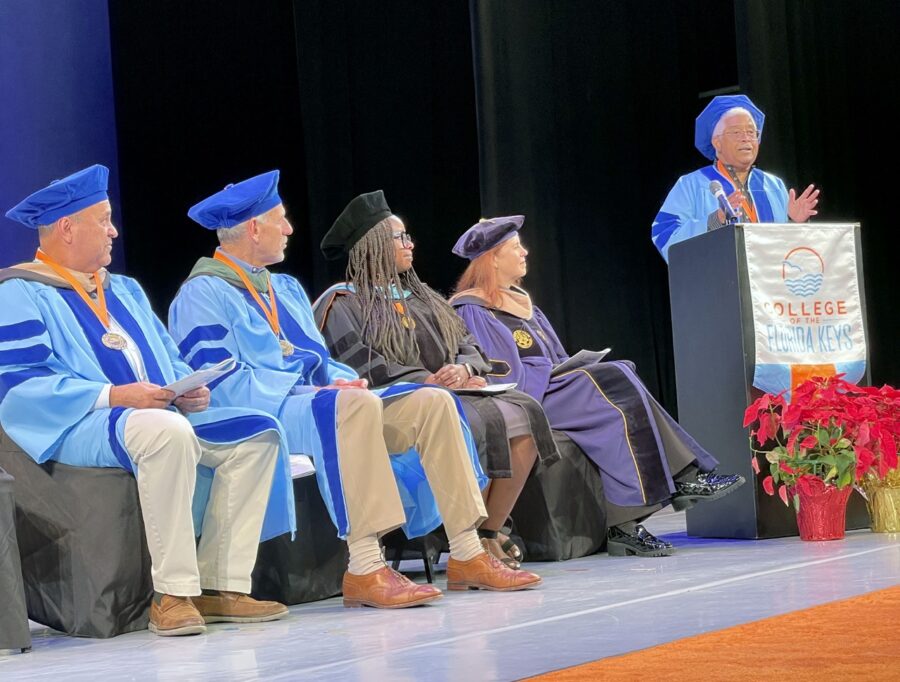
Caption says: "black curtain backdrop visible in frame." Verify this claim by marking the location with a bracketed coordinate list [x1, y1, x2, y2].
[470, 0, 741, 410]
[735, 0, 899, 388]
[108, 0, 479, 314]
[105, 0, 896, 415]
[292, 0, 481, 291]
[107, 0, 310, 312]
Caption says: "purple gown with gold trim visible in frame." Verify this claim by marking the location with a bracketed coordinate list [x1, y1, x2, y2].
[452, 289, 718, 509]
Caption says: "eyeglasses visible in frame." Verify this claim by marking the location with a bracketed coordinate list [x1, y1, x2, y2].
[392, 232, 414, 247]
[719, 128, 761, 141]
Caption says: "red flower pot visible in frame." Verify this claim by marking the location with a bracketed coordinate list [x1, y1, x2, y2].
[795, 485, 852, 541]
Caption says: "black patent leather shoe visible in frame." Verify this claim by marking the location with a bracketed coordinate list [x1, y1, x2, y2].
[606, 524, 675, 557]
[671, 472, 745, 511]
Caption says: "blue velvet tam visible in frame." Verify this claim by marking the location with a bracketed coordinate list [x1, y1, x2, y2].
[5, 164, 110, 228]
[694, 95, 765, 161]
[452, 215, 525, 260]
[188, 170, 282, 229]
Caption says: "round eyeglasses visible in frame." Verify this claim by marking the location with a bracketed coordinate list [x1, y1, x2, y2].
[720, 128, 761, 141]
[392, 232, 414, 247]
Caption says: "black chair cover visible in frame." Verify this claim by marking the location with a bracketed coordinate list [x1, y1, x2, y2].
[0, 430, 152, 639]
[251, 473, 348, 604]
[0, 466, 31, 652]
[511, 431, 608, 561]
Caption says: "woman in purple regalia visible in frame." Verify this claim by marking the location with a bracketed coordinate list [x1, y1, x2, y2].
[449, 216, 745, 557]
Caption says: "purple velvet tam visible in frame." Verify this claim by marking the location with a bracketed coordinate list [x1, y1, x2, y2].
[452, 215, 525, 260]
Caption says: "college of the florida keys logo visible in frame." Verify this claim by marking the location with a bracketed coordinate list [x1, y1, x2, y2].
[781, 246, 824, 297]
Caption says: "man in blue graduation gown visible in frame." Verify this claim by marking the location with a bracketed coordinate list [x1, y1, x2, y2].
[0, 165, 291, 636]
[169, 171, 540, 608]
[652, 94, 821, 262]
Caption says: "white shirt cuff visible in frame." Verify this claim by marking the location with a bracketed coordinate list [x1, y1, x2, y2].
[93, 384, 112, 410]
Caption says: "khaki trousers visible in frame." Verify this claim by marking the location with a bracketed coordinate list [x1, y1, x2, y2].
[334, 387, 487, 542]
[123, 409, 279, 596]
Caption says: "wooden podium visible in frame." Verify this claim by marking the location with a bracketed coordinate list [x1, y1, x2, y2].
[668, 223, 870, 538]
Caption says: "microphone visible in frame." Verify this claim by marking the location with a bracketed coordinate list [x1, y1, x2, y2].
[709, 181, 740, 224]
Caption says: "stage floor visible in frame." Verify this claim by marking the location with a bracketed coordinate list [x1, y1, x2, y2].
[2, 510, 899, 681]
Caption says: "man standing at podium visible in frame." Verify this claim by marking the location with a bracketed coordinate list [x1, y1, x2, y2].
[651, 94, 820, 262]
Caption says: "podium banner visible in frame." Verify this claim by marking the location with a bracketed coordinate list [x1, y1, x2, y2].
[743, 223, 866, 396]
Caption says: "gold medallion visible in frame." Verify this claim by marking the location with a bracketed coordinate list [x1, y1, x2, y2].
[101, 332, 128, 350]
[513, 329, 533, 349]
[279, 339, 294, 357]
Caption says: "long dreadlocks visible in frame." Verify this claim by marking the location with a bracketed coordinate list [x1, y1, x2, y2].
[346, 217, 469, 366]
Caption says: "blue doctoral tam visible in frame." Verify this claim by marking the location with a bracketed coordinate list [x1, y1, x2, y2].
[188, 170, 282, 229]
[452, 215, 524, 260]
[695, 95, 765, 161]
[5, 164, 110, 229]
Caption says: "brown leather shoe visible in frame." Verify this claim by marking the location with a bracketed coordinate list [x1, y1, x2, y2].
[342, 566, 443, 608]
[149, 595, 207, 636]
[447, 551, 542, 591]
[191, 592, 288, 623]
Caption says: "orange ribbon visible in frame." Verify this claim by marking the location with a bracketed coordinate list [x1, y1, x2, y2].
[213, 251, 282, 338]
[35, 250, 110, 328]
[717, 160, 758, 223]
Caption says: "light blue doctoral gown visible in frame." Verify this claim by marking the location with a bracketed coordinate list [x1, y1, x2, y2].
[168, 266, 485, 539]
[0, 272, 295, 541]
[652, 164, 789, 262]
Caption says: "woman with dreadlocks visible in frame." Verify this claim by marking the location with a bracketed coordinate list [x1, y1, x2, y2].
[314, 191, 560, 569]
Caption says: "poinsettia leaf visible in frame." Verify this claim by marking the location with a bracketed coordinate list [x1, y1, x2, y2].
[778, 485, 790, 506]
[799, 435, 817, 450]
[838, 470, 853, 488]
[817, 428, 830, 446]
[824, 466, 838, 481]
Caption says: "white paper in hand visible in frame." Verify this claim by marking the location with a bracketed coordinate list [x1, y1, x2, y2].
[165, 358, 236, 397]
[452, 382, 518, 395]
[551, 348, 611, 377]
[289, 454, 316, 479]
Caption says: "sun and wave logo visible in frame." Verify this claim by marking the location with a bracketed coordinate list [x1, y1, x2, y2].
[781, 247, 824, 297]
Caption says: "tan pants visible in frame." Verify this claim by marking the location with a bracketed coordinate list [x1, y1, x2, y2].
[123, 409, 279, 596]
[334, 387, 487, 542]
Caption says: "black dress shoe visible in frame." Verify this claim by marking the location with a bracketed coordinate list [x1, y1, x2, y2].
[672, 472, 745, 511]
[606, 524, 675, 557]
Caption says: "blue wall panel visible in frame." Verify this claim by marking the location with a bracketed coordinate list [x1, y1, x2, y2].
[0, 0, 123, 268]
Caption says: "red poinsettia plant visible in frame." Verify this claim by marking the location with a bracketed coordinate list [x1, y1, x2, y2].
[744, 376, 900, 511]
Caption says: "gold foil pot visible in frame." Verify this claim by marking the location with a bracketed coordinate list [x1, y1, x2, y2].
[864, 470, 900, 533]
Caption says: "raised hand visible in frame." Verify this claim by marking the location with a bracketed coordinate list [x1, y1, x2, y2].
[788, 184, 820, 223]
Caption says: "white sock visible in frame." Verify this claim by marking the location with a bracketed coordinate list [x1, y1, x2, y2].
[347, 535, 385, 575]
[448, 528, 485, 562]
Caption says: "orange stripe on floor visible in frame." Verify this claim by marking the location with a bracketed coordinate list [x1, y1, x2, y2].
[527, 584, 900, 681]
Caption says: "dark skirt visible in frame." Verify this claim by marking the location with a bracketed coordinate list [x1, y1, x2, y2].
[458, 388, 559, 478]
